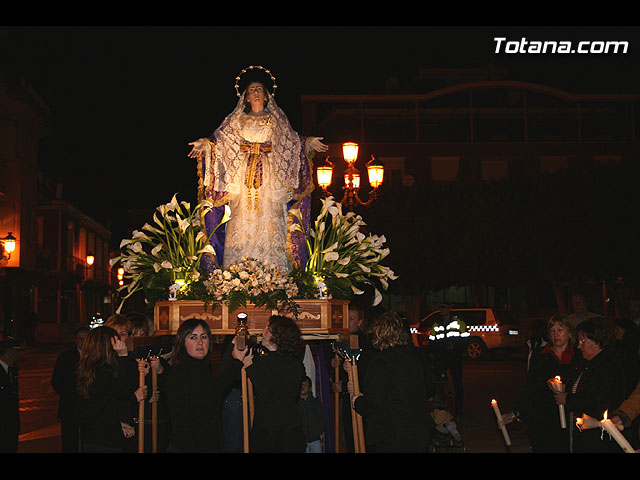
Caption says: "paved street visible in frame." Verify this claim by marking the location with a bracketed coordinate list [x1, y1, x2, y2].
[14, 342, 532, 454]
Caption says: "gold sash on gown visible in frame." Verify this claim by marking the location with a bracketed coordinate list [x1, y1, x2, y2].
[240, 141, 272, 210]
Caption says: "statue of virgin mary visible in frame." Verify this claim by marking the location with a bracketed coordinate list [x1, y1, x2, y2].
[188, 66, 328, 274]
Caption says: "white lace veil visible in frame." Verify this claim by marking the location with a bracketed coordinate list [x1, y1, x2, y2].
[209, 89, 303, 195]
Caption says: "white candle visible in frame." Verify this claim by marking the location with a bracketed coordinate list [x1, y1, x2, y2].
[491, 398, 512, 446]
[601, 411, 636, 453]
[576, 414, 600, 431]
[551, 376, 567, 429]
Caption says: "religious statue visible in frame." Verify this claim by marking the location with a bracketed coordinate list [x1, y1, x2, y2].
[188, 66, 328, 274]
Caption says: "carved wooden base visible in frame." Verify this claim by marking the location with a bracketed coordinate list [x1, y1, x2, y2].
[153, 299, 350, 336]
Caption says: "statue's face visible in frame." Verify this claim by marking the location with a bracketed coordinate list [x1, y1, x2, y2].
[246, 82, 267, 111]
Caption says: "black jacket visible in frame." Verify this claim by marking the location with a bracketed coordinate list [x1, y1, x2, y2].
[165, 354, 242, 452]
[245, 352, 306, 432]
[298, 393, 327, 443]
[515, 344, 580, 452]
[566, 349, 627, 453]
[74, 357, 139, 449]
[51, 347, 81, 420]
[0, 362, 19, 452]
[354, 344, 435, 452]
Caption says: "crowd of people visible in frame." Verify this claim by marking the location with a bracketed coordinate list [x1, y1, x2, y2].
[501, 293, 640, 453]
[3, 290, 640, 454]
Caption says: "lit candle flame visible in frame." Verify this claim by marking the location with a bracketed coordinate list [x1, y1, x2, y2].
[603, 410, 609, 421]
[554, 375, 561, 382]
[491, 399, 497, 405]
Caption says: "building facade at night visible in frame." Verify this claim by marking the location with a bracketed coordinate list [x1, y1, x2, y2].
[0, 73, 116, 343]
[301, 78, 640, 318]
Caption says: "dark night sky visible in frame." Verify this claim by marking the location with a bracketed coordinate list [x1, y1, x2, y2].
[5, 25, 640, 244]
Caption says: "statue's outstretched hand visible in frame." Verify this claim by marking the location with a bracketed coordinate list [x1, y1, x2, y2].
[309, 137, 329, 153]
[188, 138, 209, 158]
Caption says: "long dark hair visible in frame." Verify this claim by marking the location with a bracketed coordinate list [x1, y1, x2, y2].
[169, 318, 212, 367]
[268, 315, 303, 358]
[76, 326, 120, 399]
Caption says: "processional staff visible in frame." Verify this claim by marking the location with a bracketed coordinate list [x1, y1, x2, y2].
[138, 356, 146, 454]
[151, 349, 162, 453]
[136, 349, 162, 453]
[241, 367, 253, 453]
[332, 342, 365, 453]
[333, 354, 340, 452]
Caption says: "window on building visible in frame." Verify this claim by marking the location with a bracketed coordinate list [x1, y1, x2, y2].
[418, 91, 471, 142]
[431, 156, 459, 181]
[481, 159, 509, 181]
[378, 157, 405, 189]
[526, 91, 579, 142]
[363, 102, 417, 143]
[594, 155, 622, 164]
[581, 102, 634, 142]
[539, 155, 569, 173]
[472, 88, 525, 142]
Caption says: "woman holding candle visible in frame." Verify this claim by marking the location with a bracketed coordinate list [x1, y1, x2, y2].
[503, 314, 579, 452]
[551, 319, 627, 452]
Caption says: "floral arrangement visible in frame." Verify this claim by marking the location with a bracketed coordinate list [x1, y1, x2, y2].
[111, 194, 396, 313]
[110, 194, 221, 312]
[203, 257, 300, 315]
[290, 196, 397, 306]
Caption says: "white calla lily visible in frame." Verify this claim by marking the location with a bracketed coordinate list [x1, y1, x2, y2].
[197, 244, 215, 254]
[373, 288, 382, 306]
[165, 194, 179, 211]
[324, 251, 339, 262]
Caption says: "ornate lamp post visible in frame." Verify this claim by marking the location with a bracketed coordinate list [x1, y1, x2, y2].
[1, 232, 16, 259]
[316, 142, 384, 210]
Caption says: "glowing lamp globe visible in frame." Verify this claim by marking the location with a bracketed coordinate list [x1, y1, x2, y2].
[366, 157, 384, 189]
[2, 232, 16, 254]
[342, 142, 359, 164]
[317, 165, 333, 189]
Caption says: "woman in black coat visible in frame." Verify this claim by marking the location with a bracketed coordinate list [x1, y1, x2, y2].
[74, 326, 147, 453]
[164, 318, 246, 453]
[242, 315, 307, 453]
[504, 314, 580, 452]
[552, 319, 627, 453]
[346, 310, 436, 453]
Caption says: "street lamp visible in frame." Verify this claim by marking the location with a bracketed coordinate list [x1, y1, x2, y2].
[1, 232, 16, 259]
[86, 252, 95, 267]
[317, 142, 384, 210]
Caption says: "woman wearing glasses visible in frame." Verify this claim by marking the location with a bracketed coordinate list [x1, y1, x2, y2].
[551, 319, 627, 452]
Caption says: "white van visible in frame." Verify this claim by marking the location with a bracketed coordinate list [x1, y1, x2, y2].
[411, 308, 523, 359]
